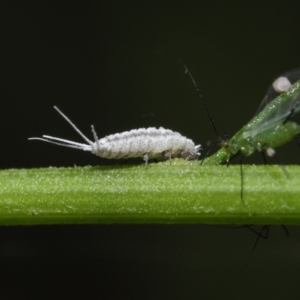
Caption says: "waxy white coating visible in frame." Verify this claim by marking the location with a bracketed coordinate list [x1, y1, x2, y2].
[29, 106, 201, 163]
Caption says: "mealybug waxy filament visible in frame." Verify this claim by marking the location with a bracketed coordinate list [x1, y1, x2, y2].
[29, 106, 201, 164]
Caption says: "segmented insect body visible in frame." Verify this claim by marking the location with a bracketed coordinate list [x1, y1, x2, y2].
[29, 106, 201, 163]
[204, 70, 300, 165]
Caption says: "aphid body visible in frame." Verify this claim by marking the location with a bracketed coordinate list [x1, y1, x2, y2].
[203, 75, 300, 165]
[29, 106, 201, 163]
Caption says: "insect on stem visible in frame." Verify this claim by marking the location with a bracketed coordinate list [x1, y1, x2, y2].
[181, 65, 300, 204]
[29, 106, 201, 164]
[178, 61, 232, 167]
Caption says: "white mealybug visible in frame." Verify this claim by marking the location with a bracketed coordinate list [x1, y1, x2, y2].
[29, 106, 201, 164]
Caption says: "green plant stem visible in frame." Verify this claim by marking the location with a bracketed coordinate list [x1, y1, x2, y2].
[1, 160, 300, 225]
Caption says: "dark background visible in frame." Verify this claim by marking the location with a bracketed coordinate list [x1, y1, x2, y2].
[2, 1, 300, 298]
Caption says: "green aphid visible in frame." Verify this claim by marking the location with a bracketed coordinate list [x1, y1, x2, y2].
[203, 77, 300, 165]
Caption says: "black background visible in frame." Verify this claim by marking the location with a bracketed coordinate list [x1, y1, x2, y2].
[2, 1, 300, 298]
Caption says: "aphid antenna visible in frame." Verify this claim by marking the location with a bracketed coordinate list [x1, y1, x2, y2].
[178, 60, 220, 138]
[178, 61, 231, 164]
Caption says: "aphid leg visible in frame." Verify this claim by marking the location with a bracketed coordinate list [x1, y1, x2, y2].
[216, 224, 252, 229]
[200, 142, 217, 165]
[246, 225, 289, 260]
[249, 225, 270, 256]
[245, 225, 269, 240]
[281, 164, 290, 179]
[143, 153, 149, 166]
[248, 225, 289, 241]
[226, 153, 231, 167]
[260, 151, 267, 164]
[243, 225, 269, 262]
[165, 151, 172, 164]
[281, 225, 290, 236]
[283, 107, 295, 124]
[265, 150, 290, 179]
[264, 149, 290, 180]
[239, 155, 245, 204]
[263, 146, 289, 184]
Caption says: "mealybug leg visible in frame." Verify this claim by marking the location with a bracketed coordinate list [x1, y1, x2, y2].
[143, 153, 149, 165]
